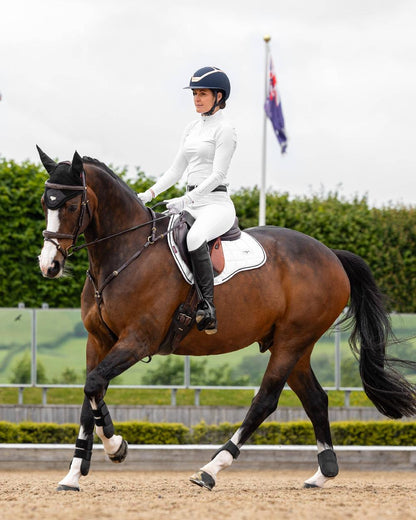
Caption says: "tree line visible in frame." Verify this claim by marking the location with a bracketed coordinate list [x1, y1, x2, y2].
[1, 157, 416, 311]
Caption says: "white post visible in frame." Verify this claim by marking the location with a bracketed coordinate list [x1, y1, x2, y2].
[259, 34, 271, 227]
[31, 309, 37, 386]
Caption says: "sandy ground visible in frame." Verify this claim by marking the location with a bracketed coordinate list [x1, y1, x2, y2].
[0, 470, 415, 520]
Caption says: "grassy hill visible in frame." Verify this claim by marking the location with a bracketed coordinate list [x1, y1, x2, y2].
[1, 308, 415, 387]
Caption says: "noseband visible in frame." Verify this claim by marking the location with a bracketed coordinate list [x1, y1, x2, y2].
[42, 170, 89, 258]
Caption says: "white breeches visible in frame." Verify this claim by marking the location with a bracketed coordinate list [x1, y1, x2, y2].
[186, 200, 236, 252]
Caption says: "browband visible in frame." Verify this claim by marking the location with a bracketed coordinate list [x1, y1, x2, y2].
[44, 182, 86, 191]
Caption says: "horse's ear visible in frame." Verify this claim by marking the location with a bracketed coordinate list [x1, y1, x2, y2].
[36, 145, 57, 174]
[71, 151, 83, 176]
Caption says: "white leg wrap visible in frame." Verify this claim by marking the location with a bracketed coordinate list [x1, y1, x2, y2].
[58, 457, 82, 489]
[304, 441, 338, 488]
[90, 398, 123, 456]
[95, 427, 123, 456]
[58, 425, 90, 489]
[304, 467, 332, 488]
[199, 429, 241, 481]
[200, 450, 234, 480]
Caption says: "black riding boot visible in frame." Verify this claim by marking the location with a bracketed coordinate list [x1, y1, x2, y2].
[189, 242, 217, 334]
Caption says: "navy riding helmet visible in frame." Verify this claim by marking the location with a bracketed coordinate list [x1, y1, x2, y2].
[184, 66, 231, 101]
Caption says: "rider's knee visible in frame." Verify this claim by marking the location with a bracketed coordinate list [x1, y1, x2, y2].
[187, 229, 205, 252]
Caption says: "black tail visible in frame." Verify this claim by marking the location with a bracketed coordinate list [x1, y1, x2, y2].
[333, 249, 416, 419]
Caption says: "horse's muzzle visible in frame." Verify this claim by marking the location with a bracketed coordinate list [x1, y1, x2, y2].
[39, 259, 64, 279]
[46, 260, 63, 278]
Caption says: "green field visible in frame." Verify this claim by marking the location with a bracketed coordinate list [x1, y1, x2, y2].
[1, 308, 416, 387]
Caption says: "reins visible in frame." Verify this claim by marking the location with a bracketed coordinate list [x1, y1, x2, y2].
[70, 212, 171, 255]
[84, 206, 175, 343]
[43, 175, 172, 257]
[86, 207, 170, 301]
[42, 174, 179, 342]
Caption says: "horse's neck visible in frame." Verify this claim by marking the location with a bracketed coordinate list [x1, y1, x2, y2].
[84, 167, 150, 265]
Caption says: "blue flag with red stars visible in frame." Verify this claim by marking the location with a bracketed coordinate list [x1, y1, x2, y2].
[264, 57, 288, 154]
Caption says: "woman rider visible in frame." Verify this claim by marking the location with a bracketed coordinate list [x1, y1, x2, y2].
[137, 66, 237, 334]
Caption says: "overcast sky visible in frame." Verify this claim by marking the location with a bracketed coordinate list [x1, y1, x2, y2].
[1, 0, 415, 207]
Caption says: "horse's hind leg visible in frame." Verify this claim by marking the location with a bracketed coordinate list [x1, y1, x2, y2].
[287, 352, 339, 488]
[190, 349, 297, 490]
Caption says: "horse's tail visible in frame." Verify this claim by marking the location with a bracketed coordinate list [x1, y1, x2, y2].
[333, 249, 416, 419]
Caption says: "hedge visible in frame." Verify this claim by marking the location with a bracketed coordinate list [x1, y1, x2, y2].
[2, 158, 416, 311]
[0, 420, 415, 446]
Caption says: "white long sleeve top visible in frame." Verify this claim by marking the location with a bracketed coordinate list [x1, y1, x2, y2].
[151, 110, 237, 202]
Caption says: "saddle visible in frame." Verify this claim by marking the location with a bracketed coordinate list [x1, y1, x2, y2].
[158, 211, 242, 355]
[172, 211, 241, 276]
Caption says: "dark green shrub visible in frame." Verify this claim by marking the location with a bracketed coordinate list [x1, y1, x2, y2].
[114, 421, 190, 444]
[16, 422, 78, 443]
[0, 420, 415, 445]
[0, 421, 18, 442]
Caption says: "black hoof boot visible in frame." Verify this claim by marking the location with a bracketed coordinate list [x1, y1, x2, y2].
[189, 470, 215, 491]
[108, 439, 128, 463]
[318, 449, 339, 477]
[56, 485, 80, 492]
[195, 300, 217, 334]
[303, 482, 320, 489]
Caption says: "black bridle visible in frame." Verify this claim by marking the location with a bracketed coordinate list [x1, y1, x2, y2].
[42, 170, 171, 258]
[43, 169, 90, 258]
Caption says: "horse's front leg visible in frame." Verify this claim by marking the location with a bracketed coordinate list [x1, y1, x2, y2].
[83, 339, 146, 462]
[57, 396, 95, 491]
[57, 336, 147, 491]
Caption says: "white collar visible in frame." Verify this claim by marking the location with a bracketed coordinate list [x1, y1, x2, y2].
[201, 110, 224, 123]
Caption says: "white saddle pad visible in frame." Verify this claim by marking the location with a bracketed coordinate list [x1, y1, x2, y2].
[167, 215, 267, 286]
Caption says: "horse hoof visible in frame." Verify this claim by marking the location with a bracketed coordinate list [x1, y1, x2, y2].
[303, 482, 320, 489]
[56, 484, 80, 492]
[108, 439, 128, 463]
[189, 470, 215, 491]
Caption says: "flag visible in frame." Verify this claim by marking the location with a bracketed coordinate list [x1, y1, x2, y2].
[264, 57, 288, 154]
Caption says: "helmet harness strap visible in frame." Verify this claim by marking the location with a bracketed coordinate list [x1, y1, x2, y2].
[202, 90, 219, 116]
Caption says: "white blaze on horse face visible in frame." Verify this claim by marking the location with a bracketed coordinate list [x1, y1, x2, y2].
[39, 209, 61, 276]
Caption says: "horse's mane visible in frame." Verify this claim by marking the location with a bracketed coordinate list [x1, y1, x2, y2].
[82, 156, 138, 201]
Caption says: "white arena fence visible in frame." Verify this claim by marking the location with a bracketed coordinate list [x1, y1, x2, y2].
[1, 306, 415, 406]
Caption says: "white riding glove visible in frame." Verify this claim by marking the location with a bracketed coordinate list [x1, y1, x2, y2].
[137, 189, 154, 204]
[166, 194, 193, 214]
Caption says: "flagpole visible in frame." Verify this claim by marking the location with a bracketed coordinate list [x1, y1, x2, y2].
[259, 34, 271, 227]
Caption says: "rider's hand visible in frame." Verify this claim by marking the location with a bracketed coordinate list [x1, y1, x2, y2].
[137, 189, 154, 204]
[166, 194, 193, 214]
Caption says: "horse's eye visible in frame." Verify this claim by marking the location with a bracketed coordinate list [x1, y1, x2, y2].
[69, 204, 78, 213]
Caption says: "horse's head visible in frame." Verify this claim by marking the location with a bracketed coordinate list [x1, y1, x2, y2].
[38, 147, 90, 278]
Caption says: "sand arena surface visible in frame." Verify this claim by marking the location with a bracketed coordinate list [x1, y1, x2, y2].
[0, 470, 415, 520]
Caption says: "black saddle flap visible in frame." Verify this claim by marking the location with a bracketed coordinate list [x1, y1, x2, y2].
[172, 211, 241, 268]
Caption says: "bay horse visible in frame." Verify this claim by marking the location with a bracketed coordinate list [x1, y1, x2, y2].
[38, 148, 416, 492]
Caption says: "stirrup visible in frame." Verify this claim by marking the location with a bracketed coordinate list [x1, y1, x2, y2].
[195, 301, 217, 334]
